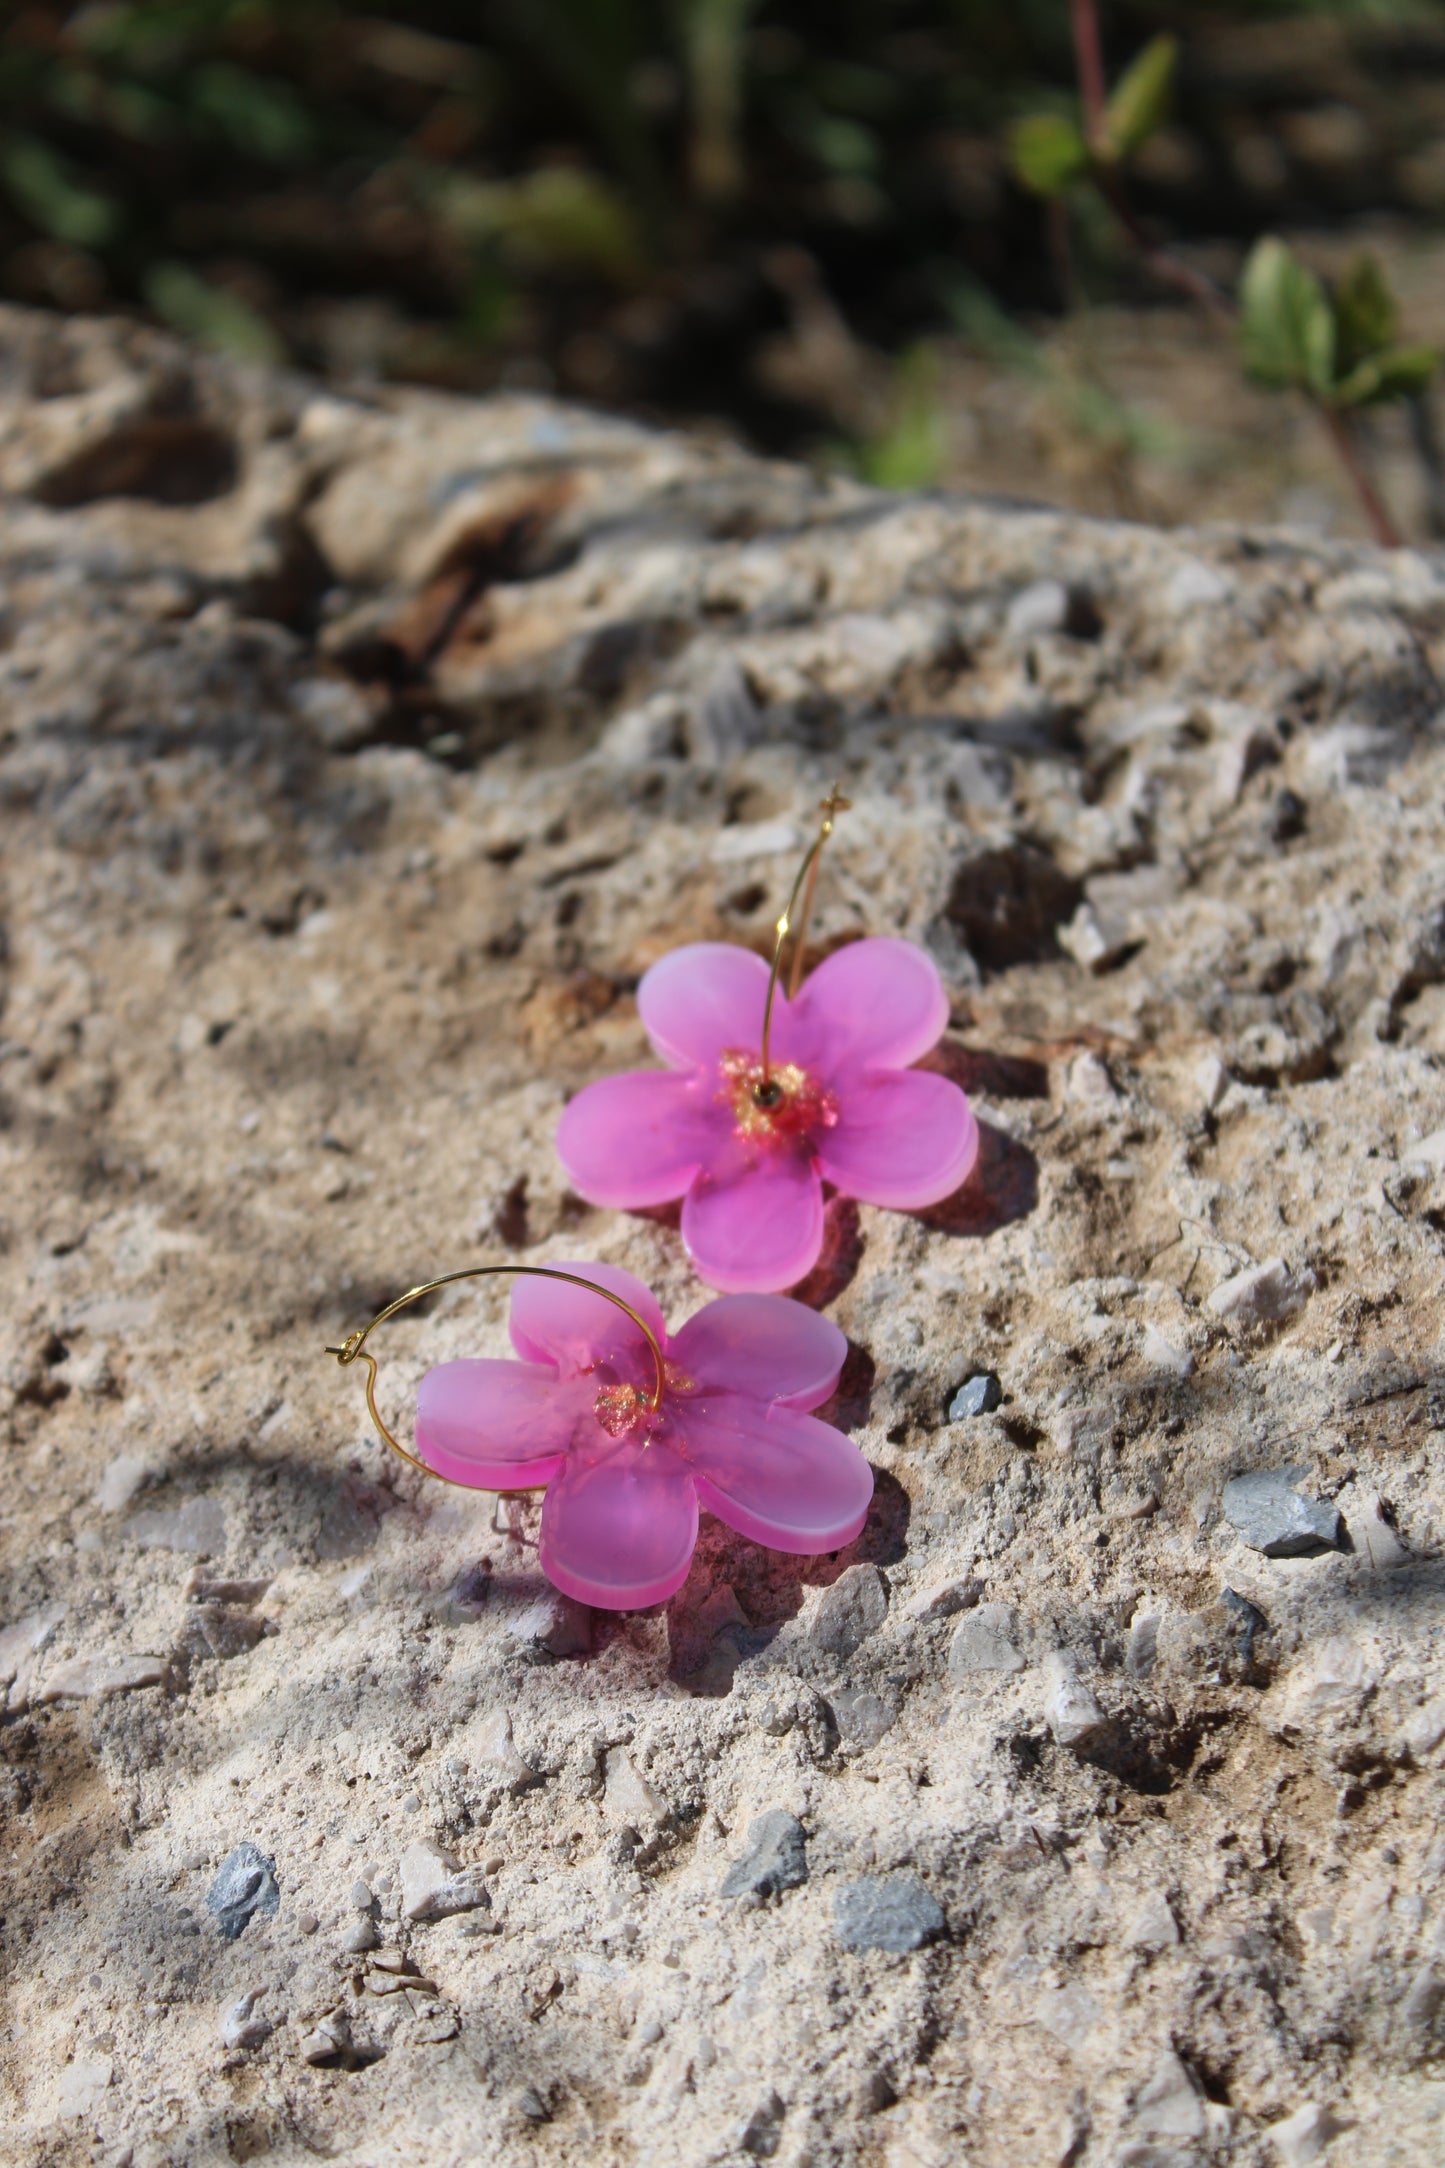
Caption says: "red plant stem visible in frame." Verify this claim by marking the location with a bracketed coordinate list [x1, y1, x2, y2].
[1315, 401, 1402, 548]
[1066, 0, 1404, 547]
[1069, 0, 1109, 145]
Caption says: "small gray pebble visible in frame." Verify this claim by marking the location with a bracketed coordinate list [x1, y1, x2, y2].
[206, 1843, 280, 1941]
[947, 1603, 1025, 1682]
[219, 1990, 272, 2052]
[350, 1880, 374, 1911]
[831, 1688, 898, 1749]
[833, 1873, 944, 1953]
[342, 1918, 379, 1955]
[720, 1810, 807, 1901]
[1219, 1587, 1268, 1658]
[948, 1373, 1002, 1420]
[811, 1565, 888, 1659]
[1221, 1468, 1342, 1557]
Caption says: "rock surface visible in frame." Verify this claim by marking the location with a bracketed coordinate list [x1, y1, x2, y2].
[1, 305, 1445, 2164]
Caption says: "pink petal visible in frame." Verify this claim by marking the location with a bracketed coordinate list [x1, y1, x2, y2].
[557, 1069, 729, 1208]
[681, 1394, 873, 1553]
[784, 937, 949, 1074]
[816, 1069, 979, 1209]
[539, 1434, 699, 1609]
[670, 1295, 846, 1412]
[509, 1260, 668, 1379]
[415, 1359, 582, 1489]
[681, 1146, 825, 1293]
[637, 943, 771, 1070]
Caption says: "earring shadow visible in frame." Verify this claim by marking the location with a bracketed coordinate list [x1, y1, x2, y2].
[914, 1117, 1039, 1240]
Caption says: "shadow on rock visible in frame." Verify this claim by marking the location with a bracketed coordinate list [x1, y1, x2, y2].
[914, 1119, 1039, 1240]
[791, 1196, 864, 1309]
[920, 1040, 1050, 1101]
[665, 1467, 910, 1692]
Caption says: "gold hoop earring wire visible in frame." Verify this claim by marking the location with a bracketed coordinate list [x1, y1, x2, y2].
[756, 782, 851, 1099]
[325, 1266, 667, 1490]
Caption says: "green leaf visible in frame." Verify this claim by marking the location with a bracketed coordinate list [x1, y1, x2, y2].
[144, 263, 285, 366]
[1333, 255, 1398, 377]
[440, 168, 642, 285]
[1009, 113, 1090, 198]
[1239, 237, 1335, 398]
[0, 138, 118, 248]
[1335, 342, 1440, 409]
[855, 343, 947, 491]
[188, 63, 313, 164]
[1102, 34, 1178, 161]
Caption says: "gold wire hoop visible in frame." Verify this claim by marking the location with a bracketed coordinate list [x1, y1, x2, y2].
[325, 1265, 667, 1488]
[757, 782, 851, 1096]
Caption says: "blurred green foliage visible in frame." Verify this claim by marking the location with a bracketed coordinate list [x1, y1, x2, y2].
[1240, 236, 1438, 405]
[0, 0, 1440, 476]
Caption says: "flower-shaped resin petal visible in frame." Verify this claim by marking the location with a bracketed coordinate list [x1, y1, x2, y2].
[679, 1140, 825, 1297]
[680, 1395, 873, 1554]
[412, 1262, 869, 1610]
[556, 935, 977, 1290]
[540, 1433, 699, 1609]
[669, 1293, 847, 1411]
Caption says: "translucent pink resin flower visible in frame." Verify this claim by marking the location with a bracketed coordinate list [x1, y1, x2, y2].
[557, 938, 978, 1291]
[415, 1262, 872, 1610]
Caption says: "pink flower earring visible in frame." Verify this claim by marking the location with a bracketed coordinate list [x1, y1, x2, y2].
[556, 789, 978, 1291]
[327, 1260, 871, 1610]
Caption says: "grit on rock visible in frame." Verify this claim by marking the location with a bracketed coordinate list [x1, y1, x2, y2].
[1, 307, 1445, 2168]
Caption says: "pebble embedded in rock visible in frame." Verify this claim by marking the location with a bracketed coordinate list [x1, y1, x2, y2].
[219, 1990, 272, 2051]
[1130, 2049, 1208, 2140]
[947, 1604, 1025, 1684]
[811, 1565, 888, 1659]
[1219, 1587, 1269, 1668]
[1267, 2101, 1345, 2165]
[603, 1746, 664, 1826]
[902, 1577, 981, 1623]
[125, 1496, 226, 1557]
[1221, 1468, 1342, 1557]
[299, 2008, 354, 2066]
[833, 1874, 944, 1954]
[472, 1707, 540, 1792]
[719, 1811, 807, 1901]
[0, 1606, 64, 1700]
[1067, 1051, 1117, 1103]
[38, 1652, 169, 1703]
[1123, 1891, 1180, 1951]
[947, 1373, 1002, 1421]
[1041, 1653, 1110, 1752]
[398, 1839, 491, 1923]
[449, 1561, 491, 1614]
[831, 1687, 898, 1749]
[342, 1918, 379, 1955]
[1005, 577, 1070, 639]
[175, 1602, 266, 1663]
[1339, 1486, 1408, 1568]
[207, 1843, 280, 1940]
[94, 1454, 153, 1515]
[1195, 1051, 1231, 1109]
[506, 1592, 593, 1660]
[1205, 1258, 1314, 1328]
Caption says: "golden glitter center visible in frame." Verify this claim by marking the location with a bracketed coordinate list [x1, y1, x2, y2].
[718, 1048, 838, 1142]
[593, 1361, 697, 1439]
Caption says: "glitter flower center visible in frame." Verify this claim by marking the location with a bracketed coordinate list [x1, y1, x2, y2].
[718, 1048, 838, 1143]
[592, 1362, 698, 1439]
